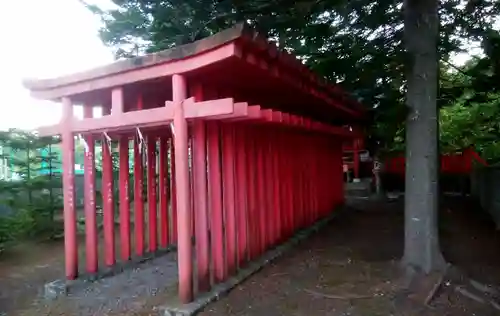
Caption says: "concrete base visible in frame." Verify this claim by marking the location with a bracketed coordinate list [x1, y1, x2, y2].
[43, 246, 176, 300]
[160, 207, 344, 316]
[44, 279, 68, 300]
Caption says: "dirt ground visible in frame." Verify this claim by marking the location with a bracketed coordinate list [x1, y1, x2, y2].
[196, 197, 500, 316]
[1, 196, 500, 315]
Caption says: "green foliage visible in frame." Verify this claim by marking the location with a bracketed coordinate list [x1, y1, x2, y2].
[383, 90, 500, 161]
[82, 0, 500, 154]
[0, 129, 63, 251]
[441, 93, 500, 160]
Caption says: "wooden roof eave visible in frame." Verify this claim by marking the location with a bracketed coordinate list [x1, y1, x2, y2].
[23, 23, 365, 119]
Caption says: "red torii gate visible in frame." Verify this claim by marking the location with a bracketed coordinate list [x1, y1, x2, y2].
[24, 24, 365, 304]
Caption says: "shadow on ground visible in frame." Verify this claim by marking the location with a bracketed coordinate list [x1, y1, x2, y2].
[1, 196, 500, 315]
[198, 196, 500, 316]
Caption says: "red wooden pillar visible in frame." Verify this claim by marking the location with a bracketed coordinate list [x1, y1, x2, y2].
[271, 127, 281, 244]
[234, 127, 248, 267]
[289, 128, 298, 232]
[113, 87, 131, 262]
[311, 134, 319, 222]
[222, 123, 237, 276]
[119, 136, 131, 260]
[283, 124, 297, 237]
[277, 127, 287, 239]
[62, 97, 78, 280]
[255, 128, 266, 253]
[286, 129, 296, 232]
[159, 136, 169, 248]
[170, 138, 178, 244]
[321, 140, 326, 214]
[172, 74, 193, 303]
[102, 106, 115, 267]
[298, 128, 307, 228]
[83, 106, 98, 274]
[298, 130, 307, 228]
[134, 131, 145, 256]
[263, 127, 274, 247]
[279, 121, 291, 238]
[303, 132, 312, 225]
[286, 126, 293, 237]
[191, 84, 210, 292]
[208, 120, 225, 282]
[147, 136, 158, 252]
[336, 140, 345, 205]
[245, 126, 259, 260]
[318, 136, 324, 218]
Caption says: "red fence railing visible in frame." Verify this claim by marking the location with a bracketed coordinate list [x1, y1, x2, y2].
[383, 148, 487, 175]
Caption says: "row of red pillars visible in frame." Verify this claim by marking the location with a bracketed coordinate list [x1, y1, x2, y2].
[60, 74, 345, 304]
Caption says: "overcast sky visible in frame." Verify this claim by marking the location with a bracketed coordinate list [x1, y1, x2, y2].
[0, 0, 115, 130]
[0, 1, 483, 131]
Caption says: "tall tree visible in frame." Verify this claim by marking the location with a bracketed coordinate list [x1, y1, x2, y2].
[402, 0, 445, 272]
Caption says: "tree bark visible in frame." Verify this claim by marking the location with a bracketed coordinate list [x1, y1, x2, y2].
[402, 0, 446, 273]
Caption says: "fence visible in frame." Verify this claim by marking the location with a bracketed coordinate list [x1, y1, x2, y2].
[471, 165, 500, 229]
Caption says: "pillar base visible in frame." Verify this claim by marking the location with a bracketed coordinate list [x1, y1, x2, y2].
[160, 206, 346, 316]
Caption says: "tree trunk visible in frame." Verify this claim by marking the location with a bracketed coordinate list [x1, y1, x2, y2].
[402, 0, 446, 273]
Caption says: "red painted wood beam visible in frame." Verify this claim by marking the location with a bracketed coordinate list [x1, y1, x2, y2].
[37, 98, 237, 136]
[271, 125, 282, 244]
[38, 103, 358, 142]
[147, 136, 158, 252]
[234, 126, 248, 267]
[133, 97, 145, 257]
[102, 105, 116, 267]
[170, 138, 177, 244]
[263, 127, 274, 248]
[83, 106, 98, 275]
[299, 130, 309, 227]
[133, 135, 145, 256]
[242, 48, 360, 118]
[62, 97, 78, 280]
[119, 135, 131, 261]
[305, 130, 316, 225]
[245, 125, 259, 260]
[222, 123, 237, 276]
[286, 121, 297, 233]
[255, 127, 267, 254]
[172, 74, 193, 303]
[191, 84, 210, 292]
[310, 134, 319, 222]
[159, 136, 169, 249]
[114, 87, 132, 263]
[29, 43, 238, 100]
[208, 120, 226, 283]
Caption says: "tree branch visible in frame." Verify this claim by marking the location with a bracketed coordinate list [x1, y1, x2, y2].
[441, 58, 472, 77]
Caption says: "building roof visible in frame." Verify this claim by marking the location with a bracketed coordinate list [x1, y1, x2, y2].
[24, 23, 366, 123]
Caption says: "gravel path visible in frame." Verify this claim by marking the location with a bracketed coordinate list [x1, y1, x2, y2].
[17, 252, 179, 315]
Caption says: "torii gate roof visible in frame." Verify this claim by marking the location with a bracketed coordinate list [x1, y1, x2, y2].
[24, 23, 365, 124]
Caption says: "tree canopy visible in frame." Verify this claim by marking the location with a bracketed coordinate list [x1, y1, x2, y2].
[82, 0, 500, 158]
